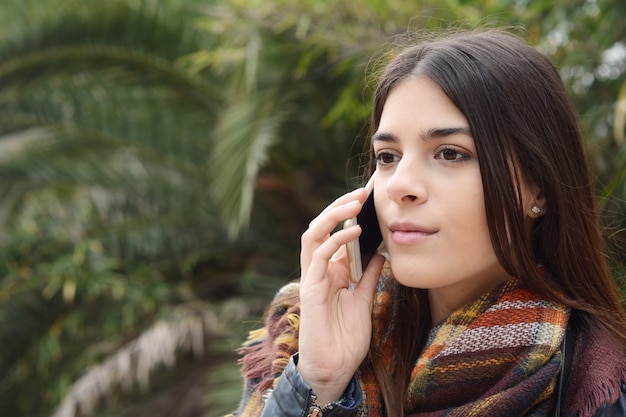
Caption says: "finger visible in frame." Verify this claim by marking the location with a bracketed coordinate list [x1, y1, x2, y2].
[302, 226, 361, 287]
[301, 199, 364, 270]
[313, 187, 369, 221]
[313, 226, 361, 263]
[305, 193, 366, 240]
[330, 243, 348, 262]
[303, 187, 368, 250]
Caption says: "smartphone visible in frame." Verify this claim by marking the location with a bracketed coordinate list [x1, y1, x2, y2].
[344, 172, 383, 283]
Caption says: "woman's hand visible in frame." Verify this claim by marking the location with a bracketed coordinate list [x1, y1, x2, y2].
[297, 187, 385, 404]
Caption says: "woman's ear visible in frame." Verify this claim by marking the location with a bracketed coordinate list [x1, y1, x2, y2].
[520, 176, 546, 218]
[527, 189, 546, 218]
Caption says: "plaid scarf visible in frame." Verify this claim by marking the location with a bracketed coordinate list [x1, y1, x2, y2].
[230, 273, 625, 417]
[358, 275, 570, 417]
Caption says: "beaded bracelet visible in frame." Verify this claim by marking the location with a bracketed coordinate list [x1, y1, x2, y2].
[307, 393, 346, 417]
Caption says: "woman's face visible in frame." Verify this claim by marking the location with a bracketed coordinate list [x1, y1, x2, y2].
[373, 76, 513, 321]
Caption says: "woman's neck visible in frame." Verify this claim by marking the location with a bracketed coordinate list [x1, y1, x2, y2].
[427, 273, 512, 325]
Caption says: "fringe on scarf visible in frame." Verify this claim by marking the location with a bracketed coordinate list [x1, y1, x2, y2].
[238, 282, 300, 394]
[564, 325, 626, 417]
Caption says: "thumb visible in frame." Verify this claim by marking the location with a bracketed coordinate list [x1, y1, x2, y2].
[354, 254, 385, 304]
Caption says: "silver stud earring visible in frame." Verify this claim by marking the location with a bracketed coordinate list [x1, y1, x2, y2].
[531, 206, 541, 215]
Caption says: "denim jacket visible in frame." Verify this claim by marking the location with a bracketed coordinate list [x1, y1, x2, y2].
[260, 354, 359, 417]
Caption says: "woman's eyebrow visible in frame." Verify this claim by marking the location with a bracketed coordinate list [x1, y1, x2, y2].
[371, 131, 398, 143]
[372, 126, 472, 143]
[426, 126, 472, 139]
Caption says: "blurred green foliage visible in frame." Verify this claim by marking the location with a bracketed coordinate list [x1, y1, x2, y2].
[0, 0, 623, 416]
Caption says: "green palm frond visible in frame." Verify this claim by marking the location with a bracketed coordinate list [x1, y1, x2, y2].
[0, 1, 236, 415]
[212, 90, 289, 237]
[0, 1, 223, 246]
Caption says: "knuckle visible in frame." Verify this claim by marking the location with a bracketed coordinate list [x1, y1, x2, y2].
[301, 228, 315, 243]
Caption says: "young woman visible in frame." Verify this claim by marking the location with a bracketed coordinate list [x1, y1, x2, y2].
[228, 30, 626, 417]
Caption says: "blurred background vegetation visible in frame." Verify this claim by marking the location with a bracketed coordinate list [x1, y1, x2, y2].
[0, 0, 624, 416]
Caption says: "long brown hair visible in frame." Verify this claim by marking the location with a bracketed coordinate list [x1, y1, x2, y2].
[366, 30, 626, 416]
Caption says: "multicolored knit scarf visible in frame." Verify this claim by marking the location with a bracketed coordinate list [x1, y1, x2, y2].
[229, 272, 625, 417]
[358, 276, 570, 417]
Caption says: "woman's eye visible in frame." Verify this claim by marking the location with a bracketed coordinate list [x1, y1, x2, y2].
[375, 151, 399, 166]
[436, 147, 468, 162]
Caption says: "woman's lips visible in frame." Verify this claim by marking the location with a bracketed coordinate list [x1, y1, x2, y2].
[389, 222, 438, 245]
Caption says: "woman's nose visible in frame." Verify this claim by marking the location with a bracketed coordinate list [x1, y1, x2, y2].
[385, 159, 428, 205]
